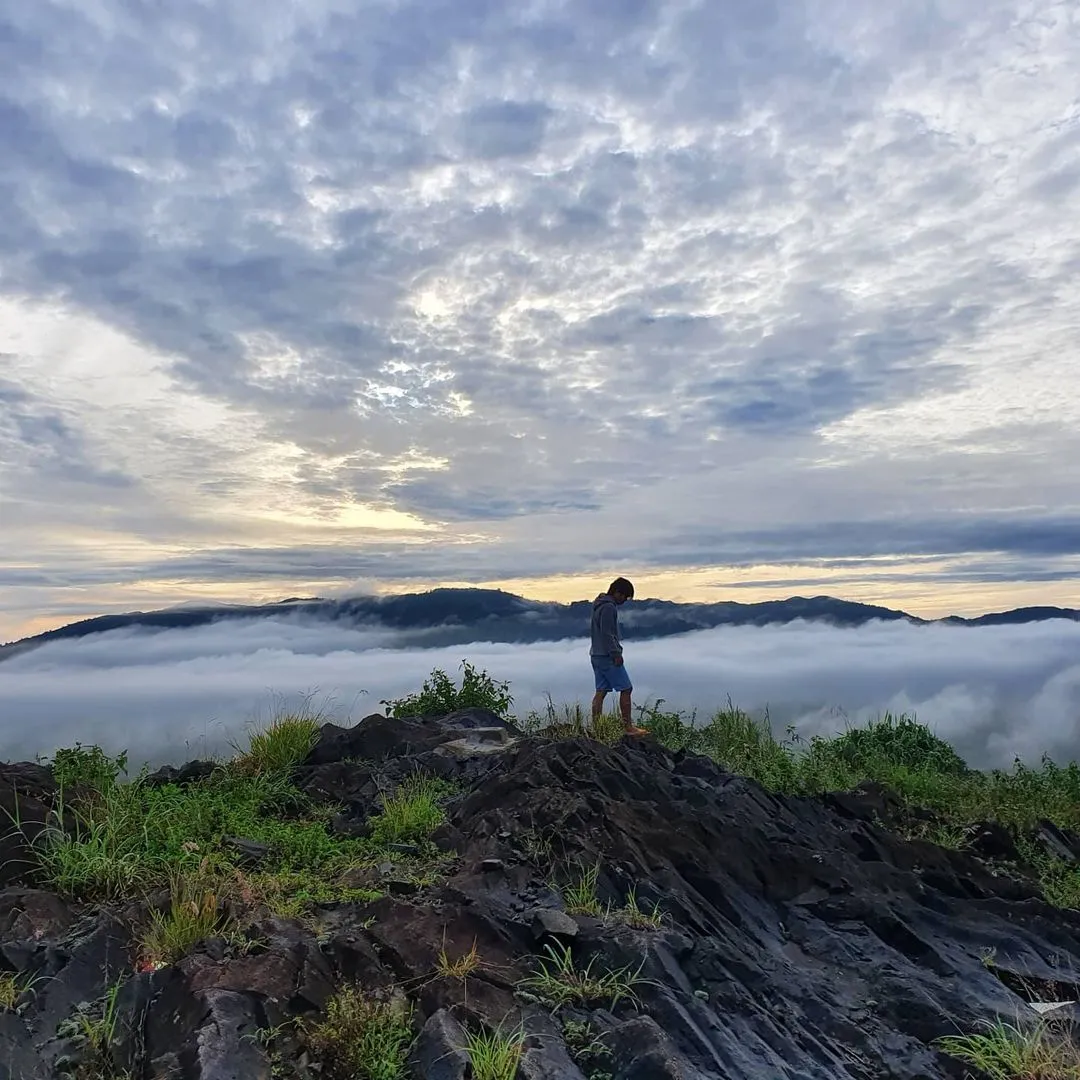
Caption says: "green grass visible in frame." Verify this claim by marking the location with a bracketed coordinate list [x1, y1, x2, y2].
[519, 697, 626, 745]
[461, 1021, 526, 1080]
[562, 1018, 614, 1080]
[33, 763, 379, 903]
[518, 941, 646, 1010]
[140, 872, 230, 966]
[56, 977, 130, 1079]
[561, 863, 603, 917]
[934, 1016, 1080, 1079]
[0, 970, 42, 1011]
[305, 988, 415, 1080]
[232, 711, 323, 775]
[368, 773, 455, 846]
[435, 938, 482, 980]
[613, 886, 665, 930]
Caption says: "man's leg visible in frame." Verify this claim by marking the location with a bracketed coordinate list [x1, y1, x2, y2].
[619, 689, 633, 727]
[592, 689, 608, 722]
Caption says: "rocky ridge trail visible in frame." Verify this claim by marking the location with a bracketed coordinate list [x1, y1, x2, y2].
[3, 708, 1080, 1079]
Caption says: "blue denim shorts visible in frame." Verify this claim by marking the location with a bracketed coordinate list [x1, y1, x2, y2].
[591, 654, 632, 693]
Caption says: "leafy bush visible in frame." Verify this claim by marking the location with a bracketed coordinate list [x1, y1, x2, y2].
[51, 743, 128, 794]
[381, 661, 513, 721]
[808, 712, 968, 778]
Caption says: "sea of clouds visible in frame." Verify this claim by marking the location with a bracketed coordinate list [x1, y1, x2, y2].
[2, 618, 1080, 772]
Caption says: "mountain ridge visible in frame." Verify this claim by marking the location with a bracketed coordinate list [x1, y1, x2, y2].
[3, 588, 1079, 661]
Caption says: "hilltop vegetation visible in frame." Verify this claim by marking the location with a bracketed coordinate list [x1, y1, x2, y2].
[3, 661, 1080, 1080]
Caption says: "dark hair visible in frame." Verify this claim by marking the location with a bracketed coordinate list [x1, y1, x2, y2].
[608, 577, 634, 598]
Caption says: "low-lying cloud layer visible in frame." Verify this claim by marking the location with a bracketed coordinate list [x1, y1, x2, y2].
[2, 619, 1079, 773]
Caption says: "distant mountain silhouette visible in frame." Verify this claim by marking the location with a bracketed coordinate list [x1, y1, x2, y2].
[2, 588, 1077, 663]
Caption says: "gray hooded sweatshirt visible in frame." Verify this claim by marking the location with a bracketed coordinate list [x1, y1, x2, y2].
[590, 593, 623, 658]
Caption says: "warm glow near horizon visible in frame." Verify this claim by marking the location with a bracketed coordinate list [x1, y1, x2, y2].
[7, 563, 1079, 645]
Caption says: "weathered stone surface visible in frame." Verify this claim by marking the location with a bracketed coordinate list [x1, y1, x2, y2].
[408, 1009, 470, 1080]
[0, 888, 74, 944]
[192, 989, 270, 1080]
[610, 1016, 694, 1080]
[529, 907, 579, 942]
[0, 784, 50, 888]
[6, 711, 1080, 1080]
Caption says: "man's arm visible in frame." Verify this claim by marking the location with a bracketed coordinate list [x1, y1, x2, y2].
[598, 604, 622, 659]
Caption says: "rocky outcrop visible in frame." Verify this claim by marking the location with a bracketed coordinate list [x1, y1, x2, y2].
[3, 710, 1080, 1079]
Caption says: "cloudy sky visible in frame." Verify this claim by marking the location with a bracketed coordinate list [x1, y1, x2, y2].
[2, 0, 1079, 643]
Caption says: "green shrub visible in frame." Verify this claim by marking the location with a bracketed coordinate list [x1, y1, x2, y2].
[381, 661, 513, 721]
[51, 743, 128, 794]
[809, 712, 968, 778]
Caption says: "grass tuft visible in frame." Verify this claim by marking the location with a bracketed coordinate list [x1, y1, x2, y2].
[305, 988, 414, 1080]
[369, 773, 454, 846]
[934, 1016, 1080, 1079]
[613, 886, 665, 930]
[461, 1021, 526, 1080]
[0, 971, 40, 1011]
[561, 863, 603, 917]
[518, 941, 645, 1010]
[56, 977, 129, 1078]
[233, 710, 322, 776]
[435, 938, 482, 980]
[140, 870, 229, 966]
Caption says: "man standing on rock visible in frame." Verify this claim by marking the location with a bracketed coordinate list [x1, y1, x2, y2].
[591, 577, 647, 737]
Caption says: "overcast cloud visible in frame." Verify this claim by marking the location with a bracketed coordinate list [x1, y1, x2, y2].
[1, 0, 1079, 640]
[2, 619, 1079, 772]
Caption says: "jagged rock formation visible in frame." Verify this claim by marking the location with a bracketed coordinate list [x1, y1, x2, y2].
[4, 710, 1080, 1079]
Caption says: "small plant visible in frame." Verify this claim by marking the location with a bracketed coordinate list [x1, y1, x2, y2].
[613, 887, 664, 930]
[51, 743, 129, 795]
[57, 977, 129, 1075]
[518, 827, 556, 867]
[562, 1018, 614, 1080]
[141, 871, 227, 966]
[436, 938, 482, 980]
[369, 773, 453, 846]
[518, 941, 645, 1010]
[382, 660, 514, 721]
[233, 710, 322, 775]
[461, 1021, 526, 1080]
[0, 970, 41, 1011]
[305, 987, 414, 1080]
[0, 973, 18, 1011]
[934, 1016, 1080, 1079]
[561, 863, 603, 917]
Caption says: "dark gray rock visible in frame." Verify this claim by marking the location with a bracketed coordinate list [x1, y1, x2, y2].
[408, 1009, 470, 1080]
[191, 989, 270, 1080]
[223, 835, 271, 865]
[144, 760, 217, 787]
[518, 1008, 589, 1080]
[529, 908, 579, 942]
[611, 1016, 693, 1080]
